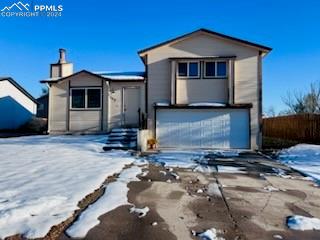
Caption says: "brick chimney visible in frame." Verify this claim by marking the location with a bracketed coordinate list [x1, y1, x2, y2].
[50, 48, 73, 78]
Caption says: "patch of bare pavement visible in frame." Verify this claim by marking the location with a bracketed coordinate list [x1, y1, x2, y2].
[50, 153, 320, 240]
[54, 152, 320, 240]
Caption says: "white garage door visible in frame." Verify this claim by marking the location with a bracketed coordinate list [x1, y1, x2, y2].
[156, 108, 250, 149]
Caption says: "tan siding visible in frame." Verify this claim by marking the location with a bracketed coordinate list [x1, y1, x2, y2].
[146, 32, 261, 149]
[48, 72, 107, 133]
[176, 79, 227, 104]
[70, 73, 102, 87]
[69, 110, 101, 132]
[102, 80, 109, 131]
[48, 81, 68, 132]
[234, 54, 259, 149]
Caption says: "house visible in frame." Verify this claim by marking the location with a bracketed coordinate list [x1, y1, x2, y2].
[0, 77, 37, 130]
[36, 94, 49, 119]
[41, 49, 146, 134]
[42, 29, 271, 149]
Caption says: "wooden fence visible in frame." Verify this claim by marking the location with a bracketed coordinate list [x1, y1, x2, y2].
[263, 114, 320, 143]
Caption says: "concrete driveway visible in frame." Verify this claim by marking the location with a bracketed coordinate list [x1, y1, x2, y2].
[58, 152, 320, 240]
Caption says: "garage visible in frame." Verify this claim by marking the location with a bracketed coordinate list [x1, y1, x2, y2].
[156, 108, 250, 149]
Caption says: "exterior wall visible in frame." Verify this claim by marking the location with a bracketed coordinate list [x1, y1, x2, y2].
[69, 74, 104, 133]
[176, 78, 227, 104]
[48, 71, 145, 134]
[48, 72, 108, 134]
[0, 80, 37, 129]
[36, 95, 49, 118]
[48, 80, 68, 132]
[145, 32, 261, 149]
[108, 81, 145, 129]
[50, 63, 73, 78]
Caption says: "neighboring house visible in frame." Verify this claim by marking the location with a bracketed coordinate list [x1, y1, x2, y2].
[36, 94, 49, 118]
[42, 28, 271, 149]
[0, 77, 37, 130]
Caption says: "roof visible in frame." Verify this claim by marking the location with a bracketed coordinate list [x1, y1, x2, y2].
[0, 77, 37, 103]
[40, 70, 103, 83]
[41, 70, 145, 83]
[93, 71, 145, 80]
[138, 28, 272, 55]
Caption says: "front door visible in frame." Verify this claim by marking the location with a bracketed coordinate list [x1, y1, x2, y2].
[123, 87, 140, 127]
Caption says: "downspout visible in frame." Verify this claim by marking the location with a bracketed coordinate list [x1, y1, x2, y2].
[258, 51, 263, 149]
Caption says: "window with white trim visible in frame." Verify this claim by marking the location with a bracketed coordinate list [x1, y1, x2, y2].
[178, 61, 199, 78]
[204, 61, 227, 78]
[70, 88, 102, 109]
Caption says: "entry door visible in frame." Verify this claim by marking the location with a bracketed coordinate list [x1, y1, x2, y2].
[123, 87, 140, 127]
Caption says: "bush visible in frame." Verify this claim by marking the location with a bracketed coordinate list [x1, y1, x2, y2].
[18, 117, 48, 134]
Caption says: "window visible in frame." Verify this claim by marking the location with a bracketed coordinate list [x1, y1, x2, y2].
[204, 61, 227, 78]
[205, 62, 216, 77]
[178, 62, 187, 76]
[189, 62, 199, 77]
[87, 89, 101, 108]
[178, 61, 199, 78]
[217, 62, 227, 77]
[70, 88, 101, 109]
[71, 89, 85, 108]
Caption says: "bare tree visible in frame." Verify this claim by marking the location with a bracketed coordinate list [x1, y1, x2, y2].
[41, 87, 48, 97]
[282, 82, 320, 114]
[264, 106, 276, 117]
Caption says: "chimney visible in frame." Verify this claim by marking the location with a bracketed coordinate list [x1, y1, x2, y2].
[50, 48, 73, 78]
[58, 48, 66, 64]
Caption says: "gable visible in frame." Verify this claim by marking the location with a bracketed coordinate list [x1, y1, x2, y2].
[68, 71, 104, 87]
[138, 29, 271, 57]
[41, 70, 104, 85]
[0, 78, 37, 103]
[169, 32, 259, 57]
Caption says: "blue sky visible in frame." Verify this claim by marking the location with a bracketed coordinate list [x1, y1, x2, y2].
[0, 0, 320, 113]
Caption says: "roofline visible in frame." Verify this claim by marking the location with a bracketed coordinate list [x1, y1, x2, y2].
[169, 56, 237, 60]
[0, 77, 38, 103]
[40, 70, 105, 83]
[40, 70, 145, 83]
[138, 28, 272, 55]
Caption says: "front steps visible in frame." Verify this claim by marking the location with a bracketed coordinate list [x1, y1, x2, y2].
[103, 128, 138, 151]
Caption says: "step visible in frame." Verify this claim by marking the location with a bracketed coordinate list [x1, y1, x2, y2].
[104, 128, 138, 151]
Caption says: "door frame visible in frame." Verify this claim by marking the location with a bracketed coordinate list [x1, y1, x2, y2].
[122, 86, 141, 126]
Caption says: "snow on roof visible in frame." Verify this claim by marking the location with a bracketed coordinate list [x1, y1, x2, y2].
[41, 77, 62, 82]
[94, 71, 145, 80]
[40, 71, 145, 83]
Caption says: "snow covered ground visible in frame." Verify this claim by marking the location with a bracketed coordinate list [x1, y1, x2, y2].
[66, 165, 143, 238]
[287, 215, 320, 231]
[279, 144, 320, 182]
[0, 135, 137, 239]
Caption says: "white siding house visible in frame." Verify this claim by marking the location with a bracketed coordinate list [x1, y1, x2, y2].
[0, 77, 37, 129]
[43, 29, 271, 150]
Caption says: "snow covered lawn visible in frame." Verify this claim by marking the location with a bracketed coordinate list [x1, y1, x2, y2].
[279, 144, 320, 182]
[0, 135, 137, 239]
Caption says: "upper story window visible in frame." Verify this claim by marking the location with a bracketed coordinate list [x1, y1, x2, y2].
[178, 62, 199, 78]
[204, 61, 227, 78]
[70, 88, 102, 109]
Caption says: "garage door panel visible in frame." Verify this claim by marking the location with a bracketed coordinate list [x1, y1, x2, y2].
[156, 109, 249, 149]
